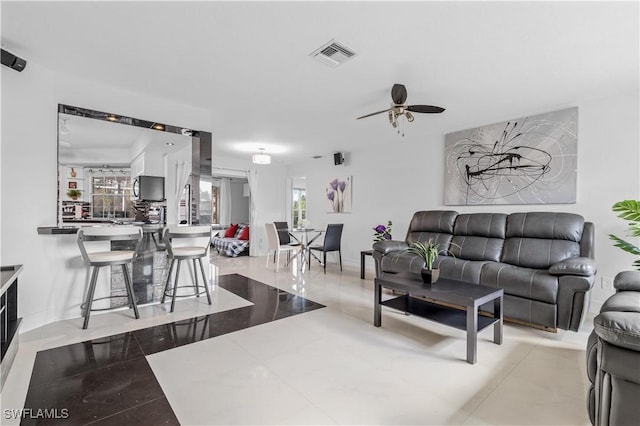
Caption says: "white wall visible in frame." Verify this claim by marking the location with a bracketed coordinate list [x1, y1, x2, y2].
[287, 90, 640, 307]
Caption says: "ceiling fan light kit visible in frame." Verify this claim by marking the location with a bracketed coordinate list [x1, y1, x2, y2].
[357, 83, 445, 130]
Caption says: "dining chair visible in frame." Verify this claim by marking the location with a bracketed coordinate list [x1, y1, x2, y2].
[77, 226, 143, 329]
[265, 223, 301, 272]
[308, 223, 343, 274]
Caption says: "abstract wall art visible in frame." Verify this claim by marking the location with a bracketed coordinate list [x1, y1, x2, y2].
[444, 107, 577, 205]
[326, 176, 352, 213]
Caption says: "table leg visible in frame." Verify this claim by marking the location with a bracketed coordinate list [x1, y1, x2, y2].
[360, 252, 365, 279]
[374, 281, 381, 327]
[466, 304, 478, 364]
[494, 295, 503, 345]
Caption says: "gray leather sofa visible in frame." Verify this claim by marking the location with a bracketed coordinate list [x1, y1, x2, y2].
[373, 210, 597, 331]
[586, 271, 640, 425]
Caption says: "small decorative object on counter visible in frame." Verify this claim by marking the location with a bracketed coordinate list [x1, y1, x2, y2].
[66, 189, 82, 200]
[373, 220, 392, 242]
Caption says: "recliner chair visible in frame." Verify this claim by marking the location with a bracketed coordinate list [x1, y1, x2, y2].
[586, 270, 640, 425]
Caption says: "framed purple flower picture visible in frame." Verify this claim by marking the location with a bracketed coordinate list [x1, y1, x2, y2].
[326, 176, 352, 213]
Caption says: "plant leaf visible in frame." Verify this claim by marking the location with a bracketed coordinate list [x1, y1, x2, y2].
[609, 234, 640, 256]
[612, 200, 640, 221]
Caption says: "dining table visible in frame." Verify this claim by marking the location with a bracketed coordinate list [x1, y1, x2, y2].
[288, 228, 325, 268]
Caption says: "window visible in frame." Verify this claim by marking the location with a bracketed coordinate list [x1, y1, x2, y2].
[92, 175, 134, 219]
[292, 188, 306, 228]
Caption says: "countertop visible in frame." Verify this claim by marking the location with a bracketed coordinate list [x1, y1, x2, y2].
[37, 223, 166, 235]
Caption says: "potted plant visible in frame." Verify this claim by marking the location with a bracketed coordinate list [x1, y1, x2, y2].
[609, 199, 640, 270]
[408, 240, 442, 284]
[67, 189, 82, 200]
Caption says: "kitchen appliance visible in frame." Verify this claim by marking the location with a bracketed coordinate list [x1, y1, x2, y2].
[132, 175, 165, 202]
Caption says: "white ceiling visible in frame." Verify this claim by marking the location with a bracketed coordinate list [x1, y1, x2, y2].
[2, 1, 638, 165]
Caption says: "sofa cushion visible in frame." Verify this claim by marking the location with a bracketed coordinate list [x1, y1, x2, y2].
[449, 213, 507, 262]
[436, 257, 488, 284]
[453, 213, 507, 238]
[595, 312, 640, 352]
[406, 211, 457, 248]
[601, 291, 640, 314]
[506, 212, 585, 241]
[238, 225, 250, 240]
[380, 250, 427, 274]
[234, 224, 248, 239]
[225, 224, 239, 238]
[502, 212, 584, 269]
[480, 262, 559, 304]
[614, 270, 640, 291]
[549, 257, 597, 277]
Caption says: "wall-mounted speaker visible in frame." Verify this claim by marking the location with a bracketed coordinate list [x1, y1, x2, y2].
[1, 49, 27, 72]
[333, 152, 344, 165]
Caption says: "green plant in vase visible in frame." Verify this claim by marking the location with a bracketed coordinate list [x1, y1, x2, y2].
[67, 189, 82, 200]
[609, 199, 640, 270]
[408, 240, 443, 284]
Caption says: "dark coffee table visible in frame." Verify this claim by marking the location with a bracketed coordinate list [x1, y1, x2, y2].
[374, 272, 503, 364]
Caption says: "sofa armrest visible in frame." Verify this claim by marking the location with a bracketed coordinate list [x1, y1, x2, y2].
[614, 270, 640, 291]
[372, 240, 408, 255]
[548, 257, 597, 277]
[594, 311, 640, 352]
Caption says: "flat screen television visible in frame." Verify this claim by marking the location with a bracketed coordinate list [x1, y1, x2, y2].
[133, 175, 165, 201]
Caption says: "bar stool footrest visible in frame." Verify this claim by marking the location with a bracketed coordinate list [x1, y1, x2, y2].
[81, 294, 139, 312]
[163, 286, 209, 299]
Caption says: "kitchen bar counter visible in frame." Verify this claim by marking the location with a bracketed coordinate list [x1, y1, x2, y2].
[36, 224, 176, 317]
[37, 223, 165, 235]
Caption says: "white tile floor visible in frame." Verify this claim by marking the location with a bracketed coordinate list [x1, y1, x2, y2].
[1, 253, 594, 425]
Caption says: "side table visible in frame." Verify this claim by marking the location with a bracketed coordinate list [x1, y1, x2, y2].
[360, 250, 374, 279]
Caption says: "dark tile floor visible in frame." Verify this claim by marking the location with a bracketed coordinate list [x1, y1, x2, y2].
[21, 274, 325, 425]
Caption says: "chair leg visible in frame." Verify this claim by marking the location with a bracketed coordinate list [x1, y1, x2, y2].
[275, 250, 280, 272]
[323, 252, 326, 274]
[192, 259, 200, 297]
[162, 259, 175, 304]
[170, 260, 181, 313]
[198, 258, 212, 305]
[82, 266, 100, 329]
[266, 250, 270, 268]
[122, 263, 140, 319]
[339, 250, 343, 271]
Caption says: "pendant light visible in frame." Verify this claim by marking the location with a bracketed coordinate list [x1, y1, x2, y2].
[252, 148, 271, 165]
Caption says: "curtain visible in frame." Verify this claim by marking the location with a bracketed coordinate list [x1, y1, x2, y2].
[247, 169, 258, 256]
[219, 178, 232, 227]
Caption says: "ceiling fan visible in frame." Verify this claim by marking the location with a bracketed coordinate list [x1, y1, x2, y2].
[356, 83, 445, 128]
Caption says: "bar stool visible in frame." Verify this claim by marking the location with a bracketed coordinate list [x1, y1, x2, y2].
[162, 225, 213, 312]
[77, 226, 143, 329]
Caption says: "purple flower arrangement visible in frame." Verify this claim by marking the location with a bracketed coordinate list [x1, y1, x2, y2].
[373, 220, 393, 242]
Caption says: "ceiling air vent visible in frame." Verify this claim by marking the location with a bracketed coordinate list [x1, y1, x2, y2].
[310, 39, 358, 67]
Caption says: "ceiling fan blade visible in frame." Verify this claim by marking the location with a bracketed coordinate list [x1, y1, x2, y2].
[391, 84, 407, 105]
[356, 108, 391, 120]
[406, 105, 446, 114]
